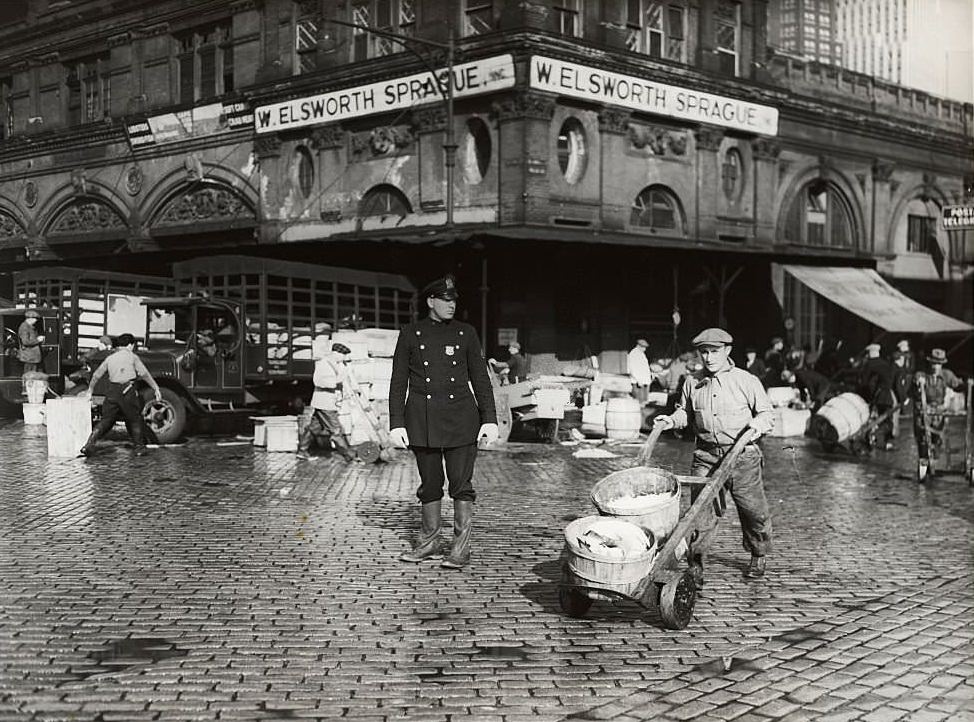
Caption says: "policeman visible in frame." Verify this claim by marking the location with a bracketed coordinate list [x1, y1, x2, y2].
[389, 274, 498, 569]
[81, 333, 162, 457]
[654, 327, 775, 581]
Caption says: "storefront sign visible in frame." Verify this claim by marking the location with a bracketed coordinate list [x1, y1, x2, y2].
[254, 54, 515, 134]
[126, 100, 253, 148]
[529, 56, 779, 136]
[942, 204, 974, 230]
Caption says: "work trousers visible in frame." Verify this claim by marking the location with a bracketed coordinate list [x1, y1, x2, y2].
[411, 443, 478, 503]
[91, 382, 146, 449]
[689, 445, 772, 558]
[913, 412, 945, 460]
[300, 408, 352, 458]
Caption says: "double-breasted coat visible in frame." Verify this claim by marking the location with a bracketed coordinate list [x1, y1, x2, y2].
[17, 320, 42, 365]
[389, 317, 497, 448]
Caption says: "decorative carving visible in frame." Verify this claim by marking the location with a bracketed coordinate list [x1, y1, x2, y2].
[628, 124, 687, 156]
[752, 139, 781, 160]
[108, 32, 130, 48]
[490, 91, 556, 122]
[890, 180, 901, 193]
[254, 134, 282, 158]
[694, 127, 724, 152]
[319, 209, 342, 222]
[350, 126, 416, 156]
[311, 125, 345, 150]
[872, 160, 894, 182]
[71, 169, 89, 195]
[24, 181, 37, 208]
[125, 166, 143, 196]
[49, 200, 126, 235]
[598, 108, 631, 134]
[412, 107, 447, 133]
[155, 186, 254, 228]
[0, 211, 25, 239]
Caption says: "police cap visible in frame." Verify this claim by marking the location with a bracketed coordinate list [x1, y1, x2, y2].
[691, 327, 733, 348]
[420, 274, 459, 301]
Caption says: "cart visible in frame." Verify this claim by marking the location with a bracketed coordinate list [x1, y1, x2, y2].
[493, 377, 588, 444]
[915, 377, 973, 484]
[559, 428, 758, 630]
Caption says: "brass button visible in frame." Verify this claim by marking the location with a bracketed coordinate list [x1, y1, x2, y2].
[426, 394, 431, 399]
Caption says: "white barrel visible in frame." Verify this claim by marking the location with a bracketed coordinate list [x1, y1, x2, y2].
[605, 397, 642, 440]
[814, 392, 870, 443]
[22, 402, 46, 425]
[24, 378, 48, 404]
[46, 397, 93, 457]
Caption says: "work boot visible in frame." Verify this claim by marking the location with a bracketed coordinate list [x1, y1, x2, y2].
[441, 500, 474, 569]
[400, 501, 443, 562]
[79, 429, 101, 457]
[744, 555, 767, 579]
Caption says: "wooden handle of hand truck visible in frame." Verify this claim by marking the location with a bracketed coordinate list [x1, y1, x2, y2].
[635, 424, 664, 467]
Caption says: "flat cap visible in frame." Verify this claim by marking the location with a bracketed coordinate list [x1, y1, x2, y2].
[24, 309, 40, 319]
[420, 274, 459, 300]
[864, 343, 881, 355]
[332, 342, 351, 355]
[98, 335, 113, 347]
[636, 338, 649, 348]
[691, 327, 733, 347]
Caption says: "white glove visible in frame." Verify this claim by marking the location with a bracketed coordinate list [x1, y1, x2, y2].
[653, 415, 675, 430]
[478, 423, 499, 446]
[37, 335, 46, 343]
[389, 427, 410, 448]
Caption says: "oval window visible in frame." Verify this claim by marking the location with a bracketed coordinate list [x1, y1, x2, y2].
[557, 118, 587, 184]
[463, 118, 491, 184]
[722, 148, 743, 201]
[294, 146, 314, 199]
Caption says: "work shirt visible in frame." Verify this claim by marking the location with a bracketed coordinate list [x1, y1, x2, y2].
[389, 316, 496, 448]
[310, 355, 346, 412]
[17, 320, 42, 364]
[914, 368, 963, 407]
[89, 347, 158, 391]
[627, 347, 653, 386]
[507, 353, 527, 385]
[670, 361, 774, 448]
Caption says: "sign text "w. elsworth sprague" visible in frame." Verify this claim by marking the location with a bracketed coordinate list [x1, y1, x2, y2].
[255, 54, 515, 134]
[529, 56, 779, 136]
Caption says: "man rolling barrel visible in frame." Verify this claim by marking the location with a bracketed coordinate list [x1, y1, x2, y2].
[653, 327, 775, 582]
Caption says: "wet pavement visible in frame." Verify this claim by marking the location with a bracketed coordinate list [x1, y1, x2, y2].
[0, 418, 972, 721]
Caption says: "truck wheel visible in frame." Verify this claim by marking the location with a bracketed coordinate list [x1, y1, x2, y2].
[143, 387, 187, 444]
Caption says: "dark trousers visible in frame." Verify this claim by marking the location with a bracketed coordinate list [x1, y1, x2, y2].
[90, 382, 145, 449]
[913, 412, 945, 460]
[690, 445, 772, 558]
[411, 443, 478, 503]
[299, 408, 353, 458]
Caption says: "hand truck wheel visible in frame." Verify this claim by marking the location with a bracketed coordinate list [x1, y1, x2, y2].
[659, 571, 698, 630]
[558, 586, 593, 618]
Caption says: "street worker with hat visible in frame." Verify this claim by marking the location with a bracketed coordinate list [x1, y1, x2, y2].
[390, 274, 498, 569]
[628, 338, 653, 404]
[17, 309, 45, 374]
[859, 343, 896, 450]
[654, 327, 775, 581]
[911, 348, 965, 477]
[297, 340, 359, 463]
[81, 333, 162, 457]
[489, 341, 527, 385]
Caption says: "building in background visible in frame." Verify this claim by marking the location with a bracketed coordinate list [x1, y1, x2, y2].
[769, 0, 842, 65]
[836, 0, 973, 103]
[0, 0, 970, 377]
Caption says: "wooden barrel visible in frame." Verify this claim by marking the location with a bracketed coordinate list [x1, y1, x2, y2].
[591, 466, 681, 541]
[605, 397, 642, 440]
[814, 392, 870, 444]
[563, 516, 656, 597]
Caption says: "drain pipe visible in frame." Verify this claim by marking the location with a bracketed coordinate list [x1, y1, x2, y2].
[480, 256, 488, 349]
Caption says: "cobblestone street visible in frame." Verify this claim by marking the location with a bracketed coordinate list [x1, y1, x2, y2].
[1, 420, 972, 722]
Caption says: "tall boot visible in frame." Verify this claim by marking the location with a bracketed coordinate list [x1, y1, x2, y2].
[79, 427, 102, 456]
[441, 500, 473, 569]
[132, 423, 147, 456]
[399, 500, 442, 562]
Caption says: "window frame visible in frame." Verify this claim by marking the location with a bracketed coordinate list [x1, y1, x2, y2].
[631, 186, 683, 233]
[350, 0, 417, 61]
[784, 180, 855, 249]
[462, 0, 494, 37]
[906, 214, 936, 255]
[65, 54, 111, 125]
[625, 1, 686, 63]
[174, 21, 233, 105]
[0, 77, 13, 140]
[294, 146, 316, 199]
[714, 0, 741, 77]
[554, 0, 583, 38]
[556, 117, 587, 185]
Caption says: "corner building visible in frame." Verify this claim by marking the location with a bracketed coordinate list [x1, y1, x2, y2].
[1, 0, 971, 373]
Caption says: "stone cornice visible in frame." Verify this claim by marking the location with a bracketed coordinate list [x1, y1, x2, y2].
[491, 90, 556, 122]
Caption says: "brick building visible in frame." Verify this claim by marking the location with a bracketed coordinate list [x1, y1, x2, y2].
[0, 0, 971, 374]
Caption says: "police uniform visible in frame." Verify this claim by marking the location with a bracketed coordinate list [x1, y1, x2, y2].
[660, 327, 775, 581]
[391, 274, 496, 568]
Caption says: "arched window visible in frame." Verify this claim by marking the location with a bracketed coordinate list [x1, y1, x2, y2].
[784, 180, 854, 248]
[358, 185, 411, 218]
[631, 186, 683, 233]
[557, 117, 587, 184]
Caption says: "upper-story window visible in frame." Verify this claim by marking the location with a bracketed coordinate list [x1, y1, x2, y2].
[554, 1, 583, 37]
[65, 54, 111, 125]
[784, 180, 854, 249]
[295, 1, 320, 74]
[715, 0, 740, 76]
[463, 0, 494, 36]
[0, 77, 12, 140]
[175, 21, 233, 105]
[907, 214, 936, 255]
[631, 186, 683, 233]
[352, 0, 416, 60]
[626, 1, 685, 62]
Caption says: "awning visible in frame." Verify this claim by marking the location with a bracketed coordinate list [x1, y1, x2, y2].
[776, 264, 973, 334]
